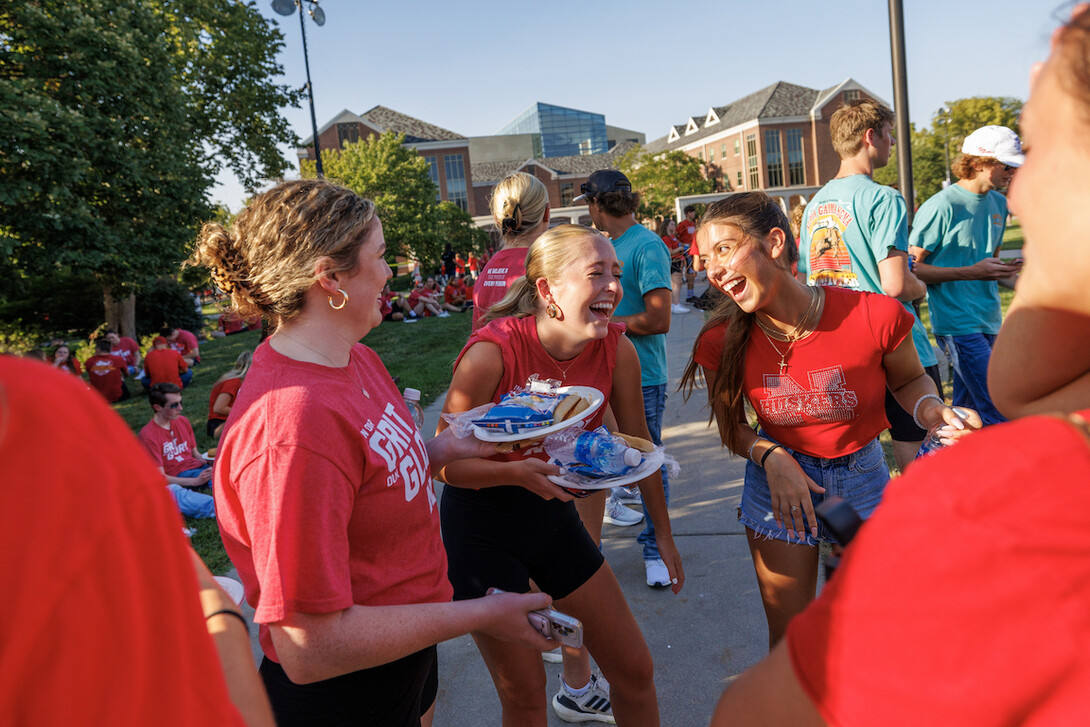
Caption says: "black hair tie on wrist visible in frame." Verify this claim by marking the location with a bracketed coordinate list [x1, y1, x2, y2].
[205, 609, 248, 630]
[759, 444, 783, 468]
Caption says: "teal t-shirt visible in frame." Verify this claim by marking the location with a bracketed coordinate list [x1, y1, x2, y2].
[799, 175, 936, 366]
[909, 184, 1007, 336]
[613, 223, 671, 387]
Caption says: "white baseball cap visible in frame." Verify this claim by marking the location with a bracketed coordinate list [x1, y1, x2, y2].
[961, 125, 1025, 167]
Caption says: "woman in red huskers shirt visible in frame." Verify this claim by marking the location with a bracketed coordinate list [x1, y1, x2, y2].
[679, 192, 979, 649]
[437, 224, 683, 727]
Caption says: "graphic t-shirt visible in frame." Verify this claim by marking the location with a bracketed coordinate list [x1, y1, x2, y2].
[109, 336, 140, 368]
[787, 410, 1090, 726]
[140, 416, 205, 476]
[613, 223, 671, 387]
[800, 175, 935, 367]
[216, 341, 450, 661]
[909, 184, 1008, 336]
[694, 288, 912, 457]
[169, 330, 200, 361]
[677, 218, 698, 258]
[85, 353, 128, 402]
[472, 247, 530, 331]
[0, 359, 245, 726]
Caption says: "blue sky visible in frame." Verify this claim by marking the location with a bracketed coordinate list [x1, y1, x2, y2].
[212, 0, 1059, 211]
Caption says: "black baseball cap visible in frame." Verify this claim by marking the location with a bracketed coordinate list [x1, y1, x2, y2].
[573, 169, 632, 203]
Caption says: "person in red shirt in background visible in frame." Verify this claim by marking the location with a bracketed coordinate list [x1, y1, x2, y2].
[105, 329, 141, 375]
[660, 218, 691, 314]
[0, 359, 272, 726]
[468, 251, 480, 276]
[454, 252, 466, 276]
[677, 204, 700, 303]
[142, 336, 192, 390]
[163, 326, 201, 366]
[444, 274, 468, 309]
[85, 338, 131, 402]
[50, 344, 82, 376]
[207, 351, 252, 439]
[140, 383, 215, 519]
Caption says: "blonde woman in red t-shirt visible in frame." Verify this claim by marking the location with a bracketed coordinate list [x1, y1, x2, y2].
[206, 350, 252, 439]
[680, 192, 979, 648]
[437, 224, 683, 727]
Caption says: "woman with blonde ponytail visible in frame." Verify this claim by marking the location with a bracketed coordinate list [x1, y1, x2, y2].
[472, 172, 551, 330]
[190, 179, 558, 726]
[438, 224, 682, 727]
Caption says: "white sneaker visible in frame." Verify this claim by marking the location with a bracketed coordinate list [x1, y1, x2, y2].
[437, 311, 451, 318]
[552, 673, 615, 724]
[671, 304, 691, 314]
[610, 485, 642, 505]
[645, 557, 670, 588]
[603, 496, 643, 527]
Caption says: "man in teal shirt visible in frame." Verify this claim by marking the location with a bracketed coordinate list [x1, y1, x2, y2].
[909, 125, 1023, 426]
[577, 169, 675, 588]
[798, 99, 931, 469]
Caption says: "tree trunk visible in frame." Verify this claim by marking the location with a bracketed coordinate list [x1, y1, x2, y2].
[103, 285, 137, 339]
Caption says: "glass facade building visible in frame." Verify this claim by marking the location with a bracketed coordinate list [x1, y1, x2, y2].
[497, 103, 608, 158]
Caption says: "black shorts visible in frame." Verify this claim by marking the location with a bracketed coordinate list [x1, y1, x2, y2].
[885, 364, 944, 442]
[206, 417, 226, 439]
[259, 646, 438, 726]
[441, 485, 605, 601]
[670, 258, 686, 275]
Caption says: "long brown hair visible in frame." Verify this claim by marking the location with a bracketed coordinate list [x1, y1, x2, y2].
[679, 192, 798, 453]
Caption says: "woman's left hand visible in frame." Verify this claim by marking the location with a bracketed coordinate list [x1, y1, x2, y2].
[656, 535, 685, 594]
[928, 404, 983, 447]
[425, 427, 503, 471]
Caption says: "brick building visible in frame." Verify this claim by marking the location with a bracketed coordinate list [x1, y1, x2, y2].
[645, 78, 887, 202]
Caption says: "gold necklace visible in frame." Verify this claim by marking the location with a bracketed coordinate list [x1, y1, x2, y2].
[278, 332, 371, 399]
[754, 286, 819, 342]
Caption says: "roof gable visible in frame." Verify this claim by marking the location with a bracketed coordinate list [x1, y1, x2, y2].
[360, 105, 465, 143]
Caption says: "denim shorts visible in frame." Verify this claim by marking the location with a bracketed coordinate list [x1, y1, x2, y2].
[738, 436, 890, 547]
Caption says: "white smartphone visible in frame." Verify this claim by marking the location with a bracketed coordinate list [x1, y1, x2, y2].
[486, 588, 584, 648]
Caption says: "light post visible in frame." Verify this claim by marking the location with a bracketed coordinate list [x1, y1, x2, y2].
[272, 0, 326, 177]
[940, 105, 952, 188]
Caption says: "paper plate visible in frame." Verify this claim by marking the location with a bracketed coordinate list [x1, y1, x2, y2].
[213, 576, 246, 606]
[548, 448, 664, 491]
[471, 385, 605, 443]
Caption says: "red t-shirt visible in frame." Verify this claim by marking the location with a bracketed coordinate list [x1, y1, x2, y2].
[110, 336, 140, 368]
[694, 288, 912, 457]
[207, 377, 243, 422]
[140, 415, 205, 476]
[677, 218, 698, 257]
[787, 410, 1090, 725]
[85, 353, 128, 402]
[215, 341, 450, 661]
[472, 247, 530, 331]
[379, 291, 395, 318]
[444, 281, 466, 305]
[661, 234, 685, 259]
[456, 316, 622, 464]
[170, 329, 200, 360]
[455, 255, 466, 275]
[55, 358, 82, 376]
[219, 313, 245, 334]
[468, 253, 479, 274]
[0, 359, 245, 725]
[144, 347, 189, 387]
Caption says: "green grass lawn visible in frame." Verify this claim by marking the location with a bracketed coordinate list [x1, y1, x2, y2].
[109, 312, 473, 573]
[1001, 217, 1023, 250]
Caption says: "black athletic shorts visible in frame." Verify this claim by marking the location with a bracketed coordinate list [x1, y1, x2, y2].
[885, 364, 944, 442]
[259, 646, 438, 726]
[670, 258, 686, 275]
[441, 485, 605, 601]
[206, 417, 226, 439]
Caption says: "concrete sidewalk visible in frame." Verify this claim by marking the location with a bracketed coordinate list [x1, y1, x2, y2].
[430, 305, 766, 726]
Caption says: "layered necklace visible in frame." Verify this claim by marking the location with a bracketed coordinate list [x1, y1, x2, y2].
[278, 331, 371, 399]
[754, 286, 820, 375]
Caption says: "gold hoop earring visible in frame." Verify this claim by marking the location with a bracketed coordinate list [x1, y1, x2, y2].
[546, 302, 559, 319]
[328, 288, 349, 310]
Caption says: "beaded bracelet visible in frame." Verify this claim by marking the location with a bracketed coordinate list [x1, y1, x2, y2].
[746, 439, 763, 464]
[912, 394, 945, 430]
[205, 609, 248, 630]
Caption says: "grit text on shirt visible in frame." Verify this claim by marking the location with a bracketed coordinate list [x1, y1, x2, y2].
[759, 365, 858, 426]
[363, 402, 435, 510]
[162, 435, 190, 463]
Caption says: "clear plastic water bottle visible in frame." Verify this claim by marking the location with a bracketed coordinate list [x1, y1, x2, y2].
[915, 406, 973, 458]
[403, 387, 424, 431]
[545, 428, 642, 475]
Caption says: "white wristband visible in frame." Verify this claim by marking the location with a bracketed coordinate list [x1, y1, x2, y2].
[912, 394, 945, 430]
[747, 438, 764, 464]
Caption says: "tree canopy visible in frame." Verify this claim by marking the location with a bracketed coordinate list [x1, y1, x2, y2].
[617, 147, 715, 223]
[303, 132, 488, 269]
[0, 0, 299, 334]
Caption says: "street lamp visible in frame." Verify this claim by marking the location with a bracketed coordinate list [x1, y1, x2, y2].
[272, 0, 326, 177]
[940, 105, 952, 188]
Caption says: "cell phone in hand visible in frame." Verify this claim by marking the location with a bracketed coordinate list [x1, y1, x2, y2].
[486, 588, 584, 648]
